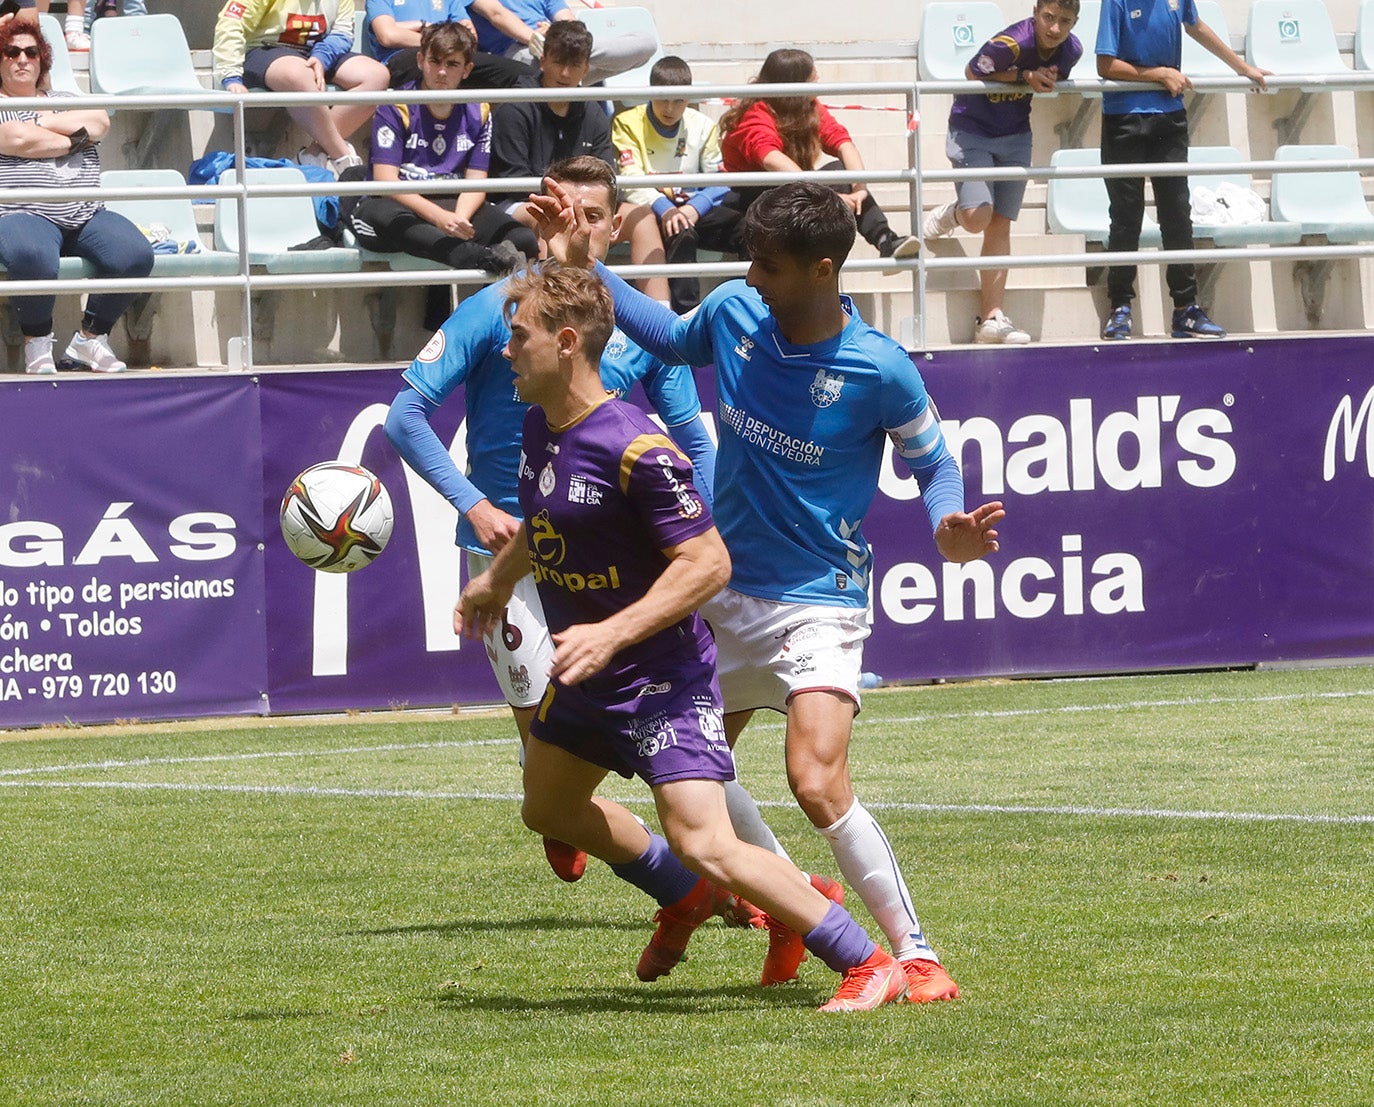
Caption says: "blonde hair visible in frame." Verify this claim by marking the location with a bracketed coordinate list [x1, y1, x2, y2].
[504, 262, 615, 362]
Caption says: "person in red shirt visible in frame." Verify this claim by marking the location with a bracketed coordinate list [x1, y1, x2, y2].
[717, 48, 919, 261]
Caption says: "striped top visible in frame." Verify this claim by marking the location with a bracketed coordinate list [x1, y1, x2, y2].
[0, 92, 102, 229]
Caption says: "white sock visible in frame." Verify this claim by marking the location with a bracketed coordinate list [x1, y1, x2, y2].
[67, 13, 85, 32]
[723, 778, 791, 861]
[819, 797, 937, 962]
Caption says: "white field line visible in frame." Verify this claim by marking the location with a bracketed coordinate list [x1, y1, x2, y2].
[3, 778, 1372, 825]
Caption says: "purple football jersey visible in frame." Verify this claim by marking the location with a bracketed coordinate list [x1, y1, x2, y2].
[518, 396, 717, 675]
[950, 18, 1082, 138]
[370, 86, 491, 192]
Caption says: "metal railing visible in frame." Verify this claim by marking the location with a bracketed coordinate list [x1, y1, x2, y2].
[2, 69, 1373, 368]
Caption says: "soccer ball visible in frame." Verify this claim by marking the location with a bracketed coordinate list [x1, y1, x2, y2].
[279, 462, 394, 573]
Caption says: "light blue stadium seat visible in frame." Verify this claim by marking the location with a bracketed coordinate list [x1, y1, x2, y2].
[1185, 146, 1302, 246]
[39, 14, 80, 95]
[1246, 0, 1347, 74]
[1357, 0, 1374, 70]
[89, 13, 227, 101]
[917, 2, 1006, 82]
[578, 6, 664, 90]
[215, 168, 363, 274]
[100, 169, 241, 277]
[1181, 1, 1234, 79]
[1270, 145, 1374, 243]
[1045, 148, 1161, 247]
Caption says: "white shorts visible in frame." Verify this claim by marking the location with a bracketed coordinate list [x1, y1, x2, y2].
[466, 550, 553, 709]
[701, 587, 870, 716]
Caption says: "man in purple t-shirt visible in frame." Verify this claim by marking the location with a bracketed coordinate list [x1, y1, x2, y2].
[921, 0, 1082, 345]
[346, 21, 536, 276]
[456, 263, 909, 1013]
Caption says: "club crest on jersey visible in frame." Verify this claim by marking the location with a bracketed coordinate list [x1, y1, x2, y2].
[603, 326, 629, 359]
[539, 462, 556, 497]
[507, 664, 532, 701]
[810, 368, 845, 408]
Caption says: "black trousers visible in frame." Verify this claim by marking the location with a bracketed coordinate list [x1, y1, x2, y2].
[1102, 108, 1197, 308]
[349, 195, 536, 267]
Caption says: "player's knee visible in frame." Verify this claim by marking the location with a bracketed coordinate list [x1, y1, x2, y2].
[787, 764, 847, 824]
[521, 794, 556, 837]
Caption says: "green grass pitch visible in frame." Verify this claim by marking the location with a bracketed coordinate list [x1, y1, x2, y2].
[2, 664, 1372, 1106]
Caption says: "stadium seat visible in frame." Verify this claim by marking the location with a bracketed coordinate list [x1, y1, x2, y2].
[577, 6, 663, 91]
[1270, 145, 1374, 243]
[39, 14, 80, 95]
[215, 168, 363, 273]
[1181, 1, 1235, 79]
[1045, 148, 1161, 247]
[1185, 146, 1302, 246]
[1246, 0, 1347, 74]
[1067, 0, 1102, 91]
[100, 169, 241, 277]
[917, 2, 1007, 82]
[1357, 0, 1374, 71]
[89, 13, 220, 98]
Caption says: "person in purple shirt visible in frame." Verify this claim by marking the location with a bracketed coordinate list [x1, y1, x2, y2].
[456, 262, 909, 1013]
[346, 20, 536, 274]
[921, 0, 1082, 345]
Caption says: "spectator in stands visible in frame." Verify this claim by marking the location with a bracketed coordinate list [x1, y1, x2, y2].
[468, 0, 653, 86]
[719, 48, 920, 262]
[612, 55, 732, 313]
[1096, 0, 1267, 340]
[488, 20, 613, 237]
[365, 0, 530, 89]
[346, 20, 534, 276]
[62, 1, 147, 53]
[0, 17, 153, 374]
[213, 0, 390, 175]
[922, 0, 1082, 345]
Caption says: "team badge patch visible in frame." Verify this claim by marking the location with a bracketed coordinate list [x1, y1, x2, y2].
[417, 329, 445, 362]
[809, 367, 845, 408]
[539, 462, 556, 497]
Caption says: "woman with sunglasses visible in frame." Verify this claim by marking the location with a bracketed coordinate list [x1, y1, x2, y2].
[0, 18, 153, 373]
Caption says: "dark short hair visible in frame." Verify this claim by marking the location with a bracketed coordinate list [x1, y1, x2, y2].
[545, 154, 619, 210]
[744, 183, 856, 268]
[649, 55, 692, 88]
[420, 20, 477, 64]
[0, 18, 52, 84]
[542, 20, 593, 66]
[1038, 0, 1080, 14]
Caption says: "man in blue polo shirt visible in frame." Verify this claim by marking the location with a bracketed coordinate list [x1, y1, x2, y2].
[1096, 0, 1267, 341]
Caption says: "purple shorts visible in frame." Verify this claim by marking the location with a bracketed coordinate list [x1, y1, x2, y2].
[530, 645, 735, 787]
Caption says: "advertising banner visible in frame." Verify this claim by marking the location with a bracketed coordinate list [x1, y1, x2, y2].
[0, 376, 268, 727]
[3, 334, 1371, 729]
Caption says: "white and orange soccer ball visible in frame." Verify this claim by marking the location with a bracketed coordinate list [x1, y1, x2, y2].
[279, 462, 394, 573]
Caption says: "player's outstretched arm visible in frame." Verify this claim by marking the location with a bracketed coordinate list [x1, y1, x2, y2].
[934, 501, 1005, 563]
[455, 524, 532, 639]
[549, 527, 731, 685]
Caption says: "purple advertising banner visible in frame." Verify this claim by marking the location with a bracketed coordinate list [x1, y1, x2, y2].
[3, 333, 1371, 729]
[0, 376, 268, 727]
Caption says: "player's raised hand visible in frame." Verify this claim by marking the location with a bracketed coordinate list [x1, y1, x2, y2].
[528, 176, 593, 268]
[935, 501, 1004, 563]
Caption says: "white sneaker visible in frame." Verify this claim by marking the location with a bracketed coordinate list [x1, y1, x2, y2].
[24, 333, 56, 375]
[61, 332, 127, 373]
[64, 28, 92, 51]
[329, 150, 365, 175]
[922, 202, 960, 240]
[297, 146, 331, 170]
[974, 309, 1031, 345]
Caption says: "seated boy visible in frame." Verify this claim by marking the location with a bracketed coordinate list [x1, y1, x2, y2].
[612, 55, 733, 313]
[921, 0, 1081, 344]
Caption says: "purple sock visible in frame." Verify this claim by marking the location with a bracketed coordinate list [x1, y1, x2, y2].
[804, 901, 877, 974]
[608, 832, 699, 907]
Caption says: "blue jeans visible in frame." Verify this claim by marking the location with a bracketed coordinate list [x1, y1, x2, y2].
[0, 209, 154, 337]
[83, 0, 148, 30]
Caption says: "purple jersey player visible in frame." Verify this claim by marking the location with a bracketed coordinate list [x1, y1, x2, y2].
[922, 0, 1082, 345]
[457, 263, 909, 1012]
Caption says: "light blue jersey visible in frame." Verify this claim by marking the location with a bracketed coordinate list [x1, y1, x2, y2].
[388, 277, 711, 555]
[598, 270, 965, 608]
[366, 0, 470, 64]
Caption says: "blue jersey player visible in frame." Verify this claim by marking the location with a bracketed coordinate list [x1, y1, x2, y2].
[533, 179, 1005, 1003]
[457, 263, 908, 1012]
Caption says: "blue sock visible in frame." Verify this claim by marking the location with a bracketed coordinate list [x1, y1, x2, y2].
[804, 901, 877, 974]
[608, 832, 699, 907]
